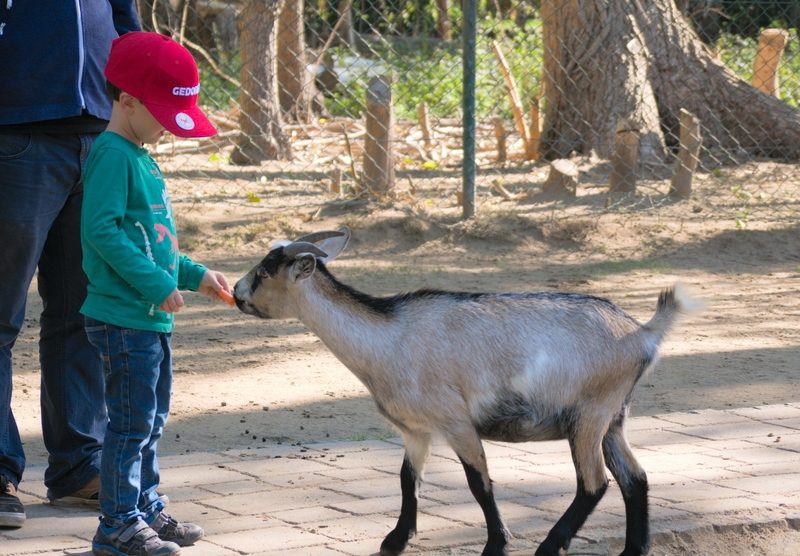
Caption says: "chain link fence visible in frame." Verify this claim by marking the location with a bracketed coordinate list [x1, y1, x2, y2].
[135, 0, 800, 226]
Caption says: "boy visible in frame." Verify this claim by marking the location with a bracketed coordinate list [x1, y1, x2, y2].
[81, 32, 230, 556]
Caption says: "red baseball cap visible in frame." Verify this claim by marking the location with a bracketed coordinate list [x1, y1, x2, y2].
[105, 32, 217, 138]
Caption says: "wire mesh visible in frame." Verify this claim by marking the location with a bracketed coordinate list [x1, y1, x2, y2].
[135, 0, 800, 227]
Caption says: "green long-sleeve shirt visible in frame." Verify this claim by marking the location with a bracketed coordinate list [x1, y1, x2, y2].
[81, 131, 206, 332]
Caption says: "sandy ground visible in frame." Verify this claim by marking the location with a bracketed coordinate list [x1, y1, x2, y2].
[9, 154, 800, 553]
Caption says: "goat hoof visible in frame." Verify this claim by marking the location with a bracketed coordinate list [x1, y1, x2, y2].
[619, 548, 645, 556]
[480, 545, 508, 556]
[534, 540, 561, 556]
[380, 528, 411, 556]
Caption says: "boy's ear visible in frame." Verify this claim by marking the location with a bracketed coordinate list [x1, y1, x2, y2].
[118, 92, 136, 111]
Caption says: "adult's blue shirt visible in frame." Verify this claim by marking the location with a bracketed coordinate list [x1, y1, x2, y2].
[0, 0, 140, 125]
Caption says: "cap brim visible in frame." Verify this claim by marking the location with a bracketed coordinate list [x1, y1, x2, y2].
[145, 103, 218, 139]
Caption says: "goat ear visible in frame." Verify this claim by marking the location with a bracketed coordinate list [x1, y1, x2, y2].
[290, 254, 317, 282]
[316, 226, 351, 263]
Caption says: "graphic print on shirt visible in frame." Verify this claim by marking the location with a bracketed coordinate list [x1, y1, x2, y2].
[154, 223, 179, 270]
[135, 222, 155, 262]
[148, 173, 178, 271]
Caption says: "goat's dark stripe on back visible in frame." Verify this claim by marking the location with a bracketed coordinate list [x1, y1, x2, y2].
[315, 263, 623, 317]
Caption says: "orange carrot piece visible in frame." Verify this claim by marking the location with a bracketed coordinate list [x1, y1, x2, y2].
[218, 289, 235, 306]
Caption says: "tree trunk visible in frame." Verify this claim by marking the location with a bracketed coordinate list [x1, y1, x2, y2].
[333, 0, 355, 48]
[278, 0, 317, 123]
[232, 0, 292, 165]
[540, 0, 800, 163]
[435, 0, 452, 40]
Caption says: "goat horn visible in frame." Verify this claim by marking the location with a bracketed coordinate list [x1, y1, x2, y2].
[293, 230, 344, 244]
[283, 241, 329, 259]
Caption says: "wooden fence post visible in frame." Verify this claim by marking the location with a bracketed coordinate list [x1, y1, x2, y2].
[329, 167, 343, 195]
[608, 118, 640, 194]
[669, 108, 701, 199]
[417, 102, 432, 149]
[493, 117, 507, 163]
[526, 97, 541, 161]
[363, 75, 395, 194]
[752, 28, 789, 97]
[543, 159, 578, 197]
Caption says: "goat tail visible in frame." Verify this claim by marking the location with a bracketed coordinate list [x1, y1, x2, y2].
[643, 283, 702, 343]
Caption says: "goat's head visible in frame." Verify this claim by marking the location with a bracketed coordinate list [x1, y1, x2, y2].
[233, 227, 351, 319]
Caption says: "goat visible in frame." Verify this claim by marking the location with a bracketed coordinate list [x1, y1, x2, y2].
[232, 227, 697, 556]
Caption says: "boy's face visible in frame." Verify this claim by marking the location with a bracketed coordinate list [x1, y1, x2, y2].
[120, 93, 166, 145]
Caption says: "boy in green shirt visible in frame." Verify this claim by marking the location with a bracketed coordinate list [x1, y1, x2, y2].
[81, 32, 230, 556]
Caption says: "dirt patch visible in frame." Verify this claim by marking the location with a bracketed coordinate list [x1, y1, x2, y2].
[9, 156, 800, 556]
[646, 521, 800, 556]
[13, 156, 800, 455]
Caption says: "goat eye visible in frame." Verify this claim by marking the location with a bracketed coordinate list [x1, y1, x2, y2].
[257, 267, 270, 279]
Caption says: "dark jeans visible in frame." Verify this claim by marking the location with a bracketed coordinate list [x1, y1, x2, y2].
[0, 132, 105, 497]
[84, 318, 170, 527]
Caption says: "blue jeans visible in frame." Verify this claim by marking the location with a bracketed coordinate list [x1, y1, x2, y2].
[84, 318, 170, 527]
[0, 132, 105, 496]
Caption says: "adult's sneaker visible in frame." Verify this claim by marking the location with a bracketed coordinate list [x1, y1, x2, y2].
[150, 511, 203, 546]
[92, 519, 180, 556]
[48, 475, 170, 509]
[0, 475, 25, 528]
[48, 475, 101, 509]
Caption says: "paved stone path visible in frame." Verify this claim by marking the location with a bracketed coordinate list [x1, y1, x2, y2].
[2, 403, 800, 555]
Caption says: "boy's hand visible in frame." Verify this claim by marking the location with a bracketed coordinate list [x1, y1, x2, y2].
[199, 270, 234, 305]
[160, 289, 185, 313]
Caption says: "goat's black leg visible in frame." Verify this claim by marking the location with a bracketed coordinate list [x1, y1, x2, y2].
[536, 429, 608, 556]
[535, 482, 607, 556]
[459, 455, 511, 556]
[446, 428, 510, 556]
[380, 457, 419, 556]
[603, 419, 650, 556]
[381, 434, 431, 556]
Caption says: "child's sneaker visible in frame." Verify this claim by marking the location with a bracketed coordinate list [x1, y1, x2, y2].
[150, 511, 203, 547]
[92, 519, 180, 555]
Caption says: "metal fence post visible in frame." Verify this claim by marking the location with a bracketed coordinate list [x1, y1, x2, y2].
[462, 0, 477, 219]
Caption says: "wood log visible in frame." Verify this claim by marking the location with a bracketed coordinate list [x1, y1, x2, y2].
[669, 108, 701, 199]
[542, 158, 578, 197]
[491, 40, 531, 157]
[362, 75, 395, 194]
[608, 119, 640, 193]
[752, 28, 789, 97]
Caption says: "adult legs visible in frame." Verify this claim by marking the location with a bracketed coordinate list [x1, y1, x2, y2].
[39, 134, 105, 498]
[0, 132, 103, 491]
